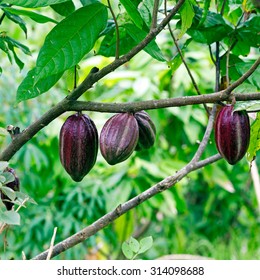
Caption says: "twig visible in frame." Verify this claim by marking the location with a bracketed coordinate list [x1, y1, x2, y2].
[209, 44, 216, 65]
[107, 0, 120, 59]
[32, 153, 221, 260]
[215, 41, 221, 92]
[151, 0, 160, 30]
[164, 0, 210, 114]
[46, 227, 58, 260]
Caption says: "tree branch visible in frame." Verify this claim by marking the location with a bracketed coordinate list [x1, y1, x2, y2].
[32, 153, 221, 260]
[151, 0, 160, 30]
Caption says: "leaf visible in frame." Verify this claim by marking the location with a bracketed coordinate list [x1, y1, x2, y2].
[234, 101, 260, 112]
[139, 236, 153, 254]
[124, 24, 165, 62]
[0, 210, 20, 225]
[98, 26, 136, 57]
[0, 186, 16, 201]
[168, 38, 192, 73]
[16, 191, 37, 204]
[1, 0, 70, 8]
[128, 236, 140, 253]
[80, 0, 100, 5]
[119, 0, 144, 29]
[3, 9, 27, 37]
[0, 161, 9, 172]
[3, 7, 58, 24]
[4, 36, 31, 55]
[33, 3, 108, 83]
[2, 172, 15, 184]
[5, 39, 24, 70]
[247, 113, 260, 162]
[235, 61, 260, 89]
[122, 241, 134, 259]
[178, 0, 195, 38]
[198, 0, 211, 27]
[16, 68, 63, 102]
[51, 1, 75, 16]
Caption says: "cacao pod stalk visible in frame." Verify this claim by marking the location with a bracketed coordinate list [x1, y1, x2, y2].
[100, 113, 139, 165]
[59, 112, 98, 182]
[215, 105, 250, 165]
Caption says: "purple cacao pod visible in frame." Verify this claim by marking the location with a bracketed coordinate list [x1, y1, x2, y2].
[134, 111, 156, 151]
[1, 168, 20, 210]
[100, 113, 139, 165]
[215, 105, 250, 165]
[59, 112, 98, 182]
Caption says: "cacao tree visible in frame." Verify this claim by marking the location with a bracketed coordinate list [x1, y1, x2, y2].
[0, 0, 260, 260]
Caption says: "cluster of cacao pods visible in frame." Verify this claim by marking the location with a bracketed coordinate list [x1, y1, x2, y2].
[0, 168, 20, 210]
[214, 105, 250, 165]
[59, 110, 156, 182]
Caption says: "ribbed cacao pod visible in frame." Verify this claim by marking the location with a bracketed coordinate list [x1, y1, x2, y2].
[215, 105, 250, 165]
[100, 113, 139, 165]
[134, 111, 156, 151]
[1, 168, 20, 210]
[59, 112, 98, 182]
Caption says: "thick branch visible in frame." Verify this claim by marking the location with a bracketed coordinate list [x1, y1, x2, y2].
[32, 153, 221, 260]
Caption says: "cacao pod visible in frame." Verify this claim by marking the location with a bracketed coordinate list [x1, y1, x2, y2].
[134, 111, 156, 151]
[1, 168, 20, 211]
[59, 112, 98, 182]
[214, 105, 250, 165]
[100, 113, 139, 165]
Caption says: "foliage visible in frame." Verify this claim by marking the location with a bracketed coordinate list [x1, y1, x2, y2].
[0, 0, 259, 260]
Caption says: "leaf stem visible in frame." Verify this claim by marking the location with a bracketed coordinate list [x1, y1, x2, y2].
[107, 0, 120, 59]
[151, 0, 160, 30]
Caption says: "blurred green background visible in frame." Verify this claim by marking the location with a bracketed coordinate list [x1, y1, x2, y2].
[0, 4, 260, 260]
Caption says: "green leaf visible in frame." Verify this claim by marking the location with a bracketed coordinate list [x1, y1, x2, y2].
[0, 0, 70, 8]
[33, 3, 108, 83]
[247, 113, 260, 162]
[139, 236, 153, 254]
[122, 241, 134, 259]
[0, 186, 16, 201]
[0, 210, 20, 225]
[236, 61, 260, 89]
[80, 0, 100, 5]
[124, 24, 165, 62]
[0, 161, 9, 172]
[98, 26, 136, 57]
[3, 9, 27, 37]
[186, 6, 233, 44]
[3, 7, 58, 24]
[4, 36, 31, 55]
[5, 39, 24, 70]
[51, 1, 75, 17]
[178, 0, 195, 38]
[16, 191, 37, 204]
[234, 101, 260, 112]
[198, 0, 211, 27]
[16, 68, 63, 102]
[2, 172, 15, 184]
[168, 38, 192, 73]
[128, 236, 140, 253]
[119, 0, 144, 29]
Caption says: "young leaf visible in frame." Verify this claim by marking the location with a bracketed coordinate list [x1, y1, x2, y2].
[124, 24, 165, 62]
[247, 113, 260, 162]
[0, 210, 20, 225]
[178, 0, 195, 38]
[4, 36, 31, 55]
[1, 0, 70, 8]
[33, 3, 108, 83]
[16, 68, 63, 102]
[234, 101, 260, 112]
[3, 7, 58, 24]
[5, 40, 25, 71]
[122, 241, 134, 259]
[139, 236, 153, 254]
[119, 0, 144, 29]
[2, 172, 15, 184]
[129, 236, 140, 253]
